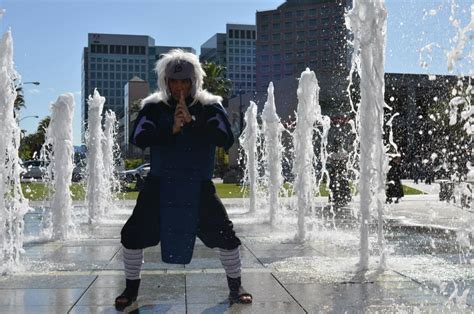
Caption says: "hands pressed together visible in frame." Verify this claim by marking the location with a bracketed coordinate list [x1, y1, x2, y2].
[172, 91, 193, 134]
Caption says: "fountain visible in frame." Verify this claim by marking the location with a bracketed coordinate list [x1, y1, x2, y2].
[102, 109, 120, 212]
[261, 82, 284, 225]
[41, 93, 76, 240]
[239, 101, 259, 214]
[346, 0, 388, 270]
[292, 69, 325, 241]
[85, 89, 107, 223]
[0, 29, 30, 274]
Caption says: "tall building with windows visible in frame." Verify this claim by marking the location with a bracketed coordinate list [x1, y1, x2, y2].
[81, 33, 194, 142]
[200, 24, 256, 96]
[200, 33, 226, 65]
[255, 0, 351, 94]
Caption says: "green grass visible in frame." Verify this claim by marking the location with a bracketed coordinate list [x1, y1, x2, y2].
[19, 182, 424, 201]
[403, 185, 425, 195]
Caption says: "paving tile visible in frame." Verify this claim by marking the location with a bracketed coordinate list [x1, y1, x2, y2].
[44, 245, 119, 262]
[284, 281, 449, 310]
[76, 285, 185, 306]
[187, 301, 305, 314]
[186, 273, 292, 304]
[0, 288, 84, 306]
[93, 274, 185, 288]
[0, 306, 71, 313]
[70, 304, 186, 314]
[0, 274, 96, 289]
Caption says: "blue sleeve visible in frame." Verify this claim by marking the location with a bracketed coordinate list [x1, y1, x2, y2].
[129, 103, 175, 149]
[202, 104, 235, 151]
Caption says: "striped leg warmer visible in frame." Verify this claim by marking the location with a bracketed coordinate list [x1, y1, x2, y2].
[122, 247, 144, 280]
[219, 247, 242, 279]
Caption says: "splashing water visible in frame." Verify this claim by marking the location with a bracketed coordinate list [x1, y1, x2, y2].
[41, 93, 76, 240]
[292, 68, 330, 241]
[346, 0, 388, 271]
[261, 82, 284, 225]
[0, 30, 30, 274]
[240, 101, 260, 214]
[85, 89, 106, 223]
[102, 109, 120, 212]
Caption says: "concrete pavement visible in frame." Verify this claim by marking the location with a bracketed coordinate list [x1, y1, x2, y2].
[0, 189, 472, 313]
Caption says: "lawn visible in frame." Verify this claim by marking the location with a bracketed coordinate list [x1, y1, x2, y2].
[20, 181, 424, 201]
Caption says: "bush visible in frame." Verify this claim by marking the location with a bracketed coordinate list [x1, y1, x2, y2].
[125, 158, 144, 170]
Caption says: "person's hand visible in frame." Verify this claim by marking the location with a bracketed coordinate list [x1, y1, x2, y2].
[173, 91, 192, 133]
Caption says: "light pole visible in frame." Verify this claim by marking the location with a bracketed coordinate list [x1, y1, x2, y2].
[19, 115, 39, 122]
[22, 81, 40, 86]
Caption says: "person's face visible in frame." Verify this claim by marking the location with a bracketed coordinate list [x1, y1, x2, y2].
[168, 78, 192, 101]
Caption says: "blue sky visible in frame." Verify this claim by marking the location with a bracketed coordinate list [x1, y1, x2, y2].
[0, 0, 471, 145]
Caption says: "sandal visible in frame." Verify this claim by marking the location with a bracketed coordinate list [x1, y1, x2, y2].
[226, 276, 253, 305]
[115, 279, 140, 311]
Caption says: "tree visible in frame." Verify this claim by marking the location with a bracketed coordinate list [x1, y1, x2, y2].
[202, 62, 232, 100]
[13, 79, 26, 114]
[202, 61, 232, 177]
[424, 82, 472, 181]
[19, 116, 51, 161]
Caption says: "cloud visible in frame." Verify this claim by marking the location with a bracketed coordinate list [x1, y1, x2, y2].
[73, 91, 81, 96]
[27, 89, 40, 94]
[47, 88, 56, 93]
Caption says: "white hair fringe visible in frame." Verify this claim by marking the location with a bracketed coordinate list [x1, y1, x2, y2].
[141, 49, 223, 108]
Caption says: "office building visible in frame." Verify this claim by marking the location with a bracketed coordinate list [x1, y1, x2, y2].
[81, 33, 194, 143]
[255, 0, 351, 93]
[200, 24, 257, 96]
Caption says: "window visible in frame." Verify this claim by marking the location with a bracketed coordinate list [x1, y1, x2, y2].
[261, 24, 269, 32]
[296, 31, 305, 39]
[272, 33, 281, 41]
[285, 32, 293, 40]
[309, 8, 317, 16]
[285, 52, 293, 60]
[273, 64, 281, 71]
[262, 65, 270, 73]
[272, 23, 280, 31]
[272, 43, 280, 50]
[296, 20, 305, 28]
[284, 11, 293, 18]
[273, 53, 281, 61]
[297, 41, 305, 49]
[260, 34, 269, 41]
[285, 21, 293, 29]
[296, 10, 304, 17]
[309, 19, 317, 26]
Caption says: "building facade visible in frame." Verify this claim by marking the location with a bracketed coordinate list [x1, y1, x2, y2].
[255, 0, 351, 95]
[81, 33, 194, 143]
[200, 24, 257, 96]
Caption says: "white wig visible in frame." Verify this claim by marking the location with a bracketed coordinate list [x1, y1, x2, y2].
[141, 49, 222, 107]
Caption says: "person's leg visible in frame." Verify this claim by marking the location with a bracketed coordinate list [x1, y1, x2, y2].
[115, 176, 161, 310]
[115, 247, 143, 310]
[197, 181, 252, 304]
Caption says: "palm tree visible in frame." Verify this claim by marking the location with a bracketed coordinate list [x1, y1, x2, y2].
[202, 62, 232, 99]
[202, 61, 232, 177]
[37, 116, 51, 135]
[14, 80, 25, 112]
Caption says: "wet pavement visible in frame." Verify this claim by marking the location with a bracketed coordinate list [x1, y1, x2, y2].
[1, 190, 472, 313]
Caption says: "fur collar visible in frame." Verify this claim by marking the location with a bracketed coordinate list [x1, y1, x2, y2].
[141, 90, 223, 108]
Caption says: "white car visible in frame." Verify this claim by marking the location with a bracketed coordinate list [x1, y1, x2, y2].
[119, 163, 150, 182]
[21, 160, 47, 180]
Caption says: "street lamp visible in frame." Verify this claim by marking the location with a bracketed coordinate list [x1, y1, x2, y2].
[22, 81, 40, 86]
[19, 115, 39, 122]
